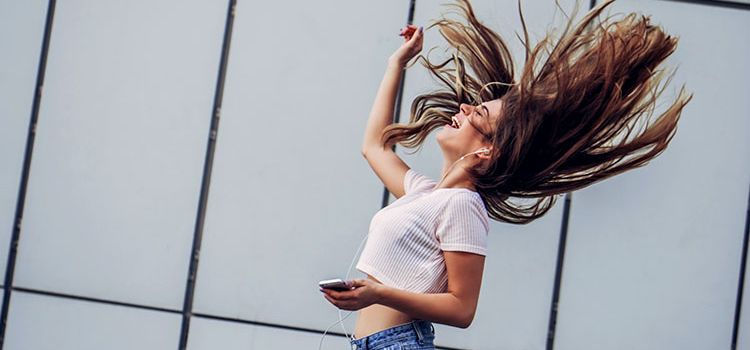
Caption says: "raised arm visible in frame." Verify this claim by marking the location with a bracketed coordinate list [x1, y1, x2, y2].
[361, 25, 423, 199]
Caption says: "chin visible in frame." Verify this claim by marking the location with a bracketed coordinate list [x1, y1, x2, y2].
[436, 127, 449, 150]
[436, 128, 445, 143]
[435, 130, 456, 157]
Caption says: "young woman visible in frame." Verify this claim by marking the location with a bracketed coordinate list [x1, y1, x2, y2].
[321, 0, 692, 349]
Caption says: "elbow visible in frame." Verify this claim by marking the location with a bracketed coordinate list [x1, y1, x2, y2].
[454, 311, 475, 329]
[361, 143, 375, 158]
[457, 318, 473, 329]
[361, 144, 383, 159]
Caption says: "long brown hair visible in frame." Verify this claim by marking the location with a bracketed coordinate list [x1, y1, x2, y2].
[381, 0, 692, 224]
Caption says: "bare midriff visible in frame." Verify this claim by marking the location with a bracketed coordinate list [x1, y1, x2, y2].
[352, 275, 414, 340]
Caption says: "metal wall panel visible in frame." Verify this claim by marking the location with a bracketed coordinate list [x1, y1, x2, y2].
[555, 1, 750, 349]
[2, 1, 747, 350]
[191, 0, 407, 336]
[13, 0, 228, 309]
[4, 291, 180, 350]
[187, 317, 346, 350]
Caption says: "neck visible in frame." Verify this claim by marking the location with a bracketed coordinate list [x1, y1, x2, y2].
[436, 156, 477, 190]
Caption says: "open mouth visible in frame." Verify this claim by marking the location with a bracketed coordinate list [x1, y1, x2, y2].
[448, 116, 462, 129]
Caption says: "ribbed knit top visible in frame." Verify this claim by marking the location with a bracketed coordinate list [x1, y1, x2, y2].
[356, 168, 490, 294]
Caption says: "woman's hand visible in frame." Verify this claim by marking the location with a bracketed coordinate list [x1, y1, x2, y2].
[388, 25, 423, 68]
[320, 279, 385, 311]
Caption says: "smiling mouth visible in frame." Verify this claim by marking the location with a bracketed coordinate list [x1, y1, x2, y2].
[448, 116, 462, 129]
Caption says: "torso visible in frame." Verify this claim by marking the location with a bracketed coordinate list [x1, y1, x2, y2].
[352, 275, 414, 340]
[352, 170, 489, 339]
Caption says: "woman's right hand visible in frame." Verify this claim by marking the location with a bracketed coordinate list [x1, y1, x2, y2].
[388, 25, 423, 68]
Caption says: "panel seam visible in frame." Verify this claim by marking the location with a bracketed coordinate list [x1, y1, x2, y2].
[0, 0, 57, 348]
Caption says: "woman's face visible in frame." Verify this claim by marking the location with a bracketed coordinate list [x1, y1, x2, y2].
[436, 98, 502, 160]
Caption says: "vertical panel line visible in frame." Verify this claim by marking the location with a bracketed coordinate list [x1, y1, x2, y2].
[177, 0, 236, 349]
[546, 193, 572, 350]
[380, 0, 416, 208]
[732, 183, 750, 350]
[546, 0, 596, 350]
[545, 2, 597, 347]
[0, 0, 57, 347]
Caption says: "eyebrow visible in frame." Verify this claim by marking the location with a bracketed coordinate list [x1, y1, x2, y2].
[479, 104, 490, 117]
[476, 104, 493, 122]
[477, 104, 495, 139]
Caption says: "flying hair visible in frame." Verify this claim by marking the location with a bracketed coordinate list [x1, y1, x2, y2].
[381, 0, 692, 224]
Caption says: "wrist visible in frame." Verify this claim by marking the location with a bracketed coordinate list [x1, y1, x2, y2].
[387, 57, 406, 70]
[373, 283, 389, 305]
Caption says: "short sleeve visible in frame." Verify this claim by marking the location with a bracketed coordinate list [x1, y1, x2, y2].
[435, 193, 489, 256]
[403, 168, 437, 195]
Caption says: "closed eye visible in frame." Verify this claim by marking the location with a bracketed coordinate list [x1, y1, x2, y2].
[476, 105, 489, 119]
[471, 104, 493, 140]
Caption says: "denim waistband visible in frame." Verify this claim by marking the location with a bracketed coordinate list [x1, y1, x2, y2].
[350, 320, 434, 350]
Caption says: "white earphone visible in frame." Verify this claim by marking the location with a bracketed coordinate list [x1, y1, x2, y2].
[475, 148, 491, 156]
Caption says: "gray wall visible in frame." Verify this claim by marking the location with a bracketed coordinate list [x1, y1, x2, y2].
[0, 0, 748, 349]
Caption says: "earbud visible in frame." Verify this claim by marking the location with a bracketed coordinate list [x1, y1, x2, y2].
[476, 148, 491, 156]
[456, 148, 491, 162]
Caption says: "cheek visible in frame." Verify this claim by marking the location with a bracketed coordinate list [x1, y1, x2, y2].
[456, 126, 475, 143]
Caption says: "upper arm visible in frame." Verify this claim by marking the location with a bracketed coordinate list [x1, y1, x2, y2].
[444, 251, 485, 327]
[362, 146, 410, 199]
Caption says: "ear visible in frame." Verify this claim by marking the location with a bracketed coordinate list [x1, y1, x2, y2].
[477, 146, 493, 160]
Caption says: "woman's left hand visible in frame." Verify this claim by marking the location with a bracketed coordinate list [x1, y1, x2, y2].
[320, 279, 384, 311]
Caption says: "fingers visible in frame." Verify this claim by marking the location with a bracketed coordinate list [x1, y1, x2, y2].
[321, 287, 356, 301]
[399, 24, 417, 37]
[323, 293, 357, 311]
[323, 293, 339, 306]
[349, 279, 367, 287]
[323, 294, 346, 309]
[407, 27, 424, 53]
[399, 24, 422, 41]
[408, 26, 423, 43]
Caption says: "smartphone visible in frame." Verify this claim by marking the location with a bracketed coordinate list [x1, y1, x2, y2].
[319, 278, 352, 291]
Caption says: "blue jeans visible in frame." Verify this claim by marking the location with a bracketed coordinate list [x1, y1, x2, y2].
[350, 320, 436, 350]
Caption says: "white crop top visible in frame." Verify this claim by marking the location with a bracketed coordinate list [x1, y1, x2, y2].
[356, 168, 490, 294]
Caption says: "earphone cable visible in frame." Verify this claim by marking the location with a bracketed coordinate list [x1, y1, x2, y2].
[317, 229, 370, 350]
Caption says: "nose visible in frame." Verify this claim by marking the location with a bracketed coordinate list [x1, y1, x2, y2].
[459, 103, 473, 115]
